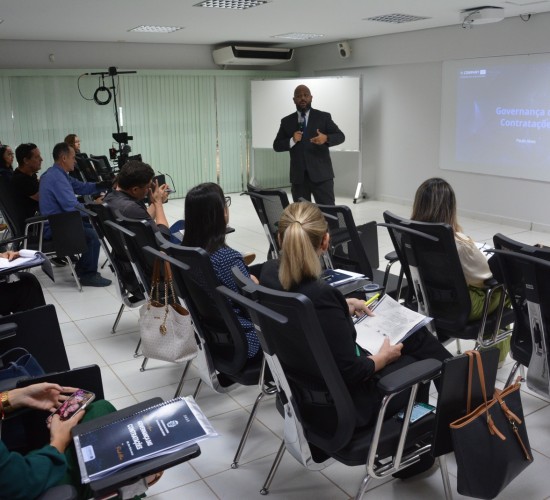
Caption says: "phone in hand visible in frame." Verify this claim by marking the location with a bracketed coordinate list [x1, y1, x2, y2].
[395, 402, 435, 423]
[47, 389, 95, 422]
[153, 174, 175, 194]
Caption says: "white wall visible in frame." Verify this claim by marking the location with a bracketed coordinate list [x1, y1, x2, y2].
[295, 13, 550, 230]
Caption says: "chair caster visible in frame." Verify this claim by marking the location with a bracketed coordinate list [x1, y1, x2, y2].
[260, 488, 269, 495]
[140, 367, 145, 372]
[231, 462, 238, 469]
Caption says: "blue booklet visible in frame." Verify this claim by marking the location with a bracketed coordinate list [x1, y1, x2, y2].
[74, 397, 216, 483]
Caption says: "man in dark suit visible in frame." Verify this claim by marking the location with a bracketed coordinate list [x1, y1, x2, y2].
[273, 84, 345, 205]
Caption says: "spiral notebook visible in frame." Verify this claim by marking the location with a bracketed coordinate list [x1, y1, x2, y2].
[73, 396, 217, 483]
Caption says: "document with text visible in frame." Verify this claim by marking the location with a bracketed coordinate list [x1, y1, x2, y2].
[355, 295, 432, 355]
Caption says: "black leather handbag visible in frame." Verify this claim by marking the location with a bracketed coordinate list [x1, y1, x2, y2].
[450, 350, 533, 499]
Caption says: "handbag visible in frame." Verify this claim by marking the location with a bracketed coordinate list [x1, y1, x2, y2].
[450, 350, 533, 499]
[0, 347, 46, 390]
[139, 258, 198, 363]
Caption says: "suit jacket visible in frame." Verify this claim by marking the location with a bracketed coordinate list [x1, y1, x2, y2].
[273, 108, 345, 184]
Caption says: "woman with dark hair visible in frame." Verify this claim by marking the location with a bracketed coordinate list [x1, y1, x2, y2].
[259, 202, 451, 474]
[182, 182, 261, 358]
[0, 144, 15, 180]
[411, 177, 510, 362]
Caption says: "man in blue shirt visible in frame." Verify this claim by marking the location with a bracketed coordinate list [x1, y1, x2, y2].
[39, 142, 112, 287]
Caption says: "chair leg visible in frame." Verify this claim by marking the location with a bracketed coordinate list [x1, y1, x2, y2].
[193, 379, 203, 399]
[260, 441, 286, 495]
[140, 356, 149, 372]
[354, 472, 373, 500]
[232, 391, 265, 469]
[505, 361, 522, 386]
[65, 257, 82, 292]
[173, 361, 192, 398]
[112, 304, 125, 334]
[455, 339, 462, 355]
[134, 338, 142, 358]
[438, 455, 453, 500]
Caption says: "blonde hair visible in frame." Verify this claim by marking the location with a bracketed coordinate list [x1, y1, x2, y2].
[278, 202, 328, 290]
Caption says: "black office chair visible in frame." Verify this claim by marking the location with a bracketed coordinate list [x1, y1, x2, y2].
[316, 203, 403, 298]
[243, 185, 289, 259]
[223, 270, 448, 499]
[381, 211, 515, 348]
[86, 203, 147, 333]
[492, 233, 550, 397]
[89, 155, 116, 181]
[143, 242, 274, 470]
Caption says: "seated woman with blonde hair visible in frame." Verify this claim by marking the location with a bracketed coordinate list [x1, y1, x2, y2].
[260, 201, 451, 432]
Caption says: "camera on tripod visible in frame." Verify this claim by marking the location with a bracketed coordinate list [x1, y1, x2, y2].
[110, 132, 141, 168]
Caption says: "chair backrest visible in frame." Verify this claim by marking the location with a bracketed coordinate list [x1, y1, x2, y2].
[0, 304, 69, 374]
[150, 240, 251, 377]
[0, 176, 27, 238]
[106, 214, 161, 295]
[492, 233, 550, 397]
[76, 156, 101, 182]
[317, 204, 378, 278]
[48, 211, 88, 257]
[86, 203, 146, 301]
[381, 211, 472, 335]
[90, 155, 115, 180]
[245, 187, 289, 258]
[224, 270, 356, 456]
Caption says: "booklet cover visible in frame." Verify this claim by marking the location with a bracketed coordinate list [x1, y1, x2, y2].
[321, 268, 364, 287]
[74, 397, 217, 483]
[354, 295, 432, 354]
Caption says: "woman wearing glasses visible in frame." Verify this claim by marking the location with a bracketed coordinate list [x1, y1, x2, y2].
[182, 182, 260, 359]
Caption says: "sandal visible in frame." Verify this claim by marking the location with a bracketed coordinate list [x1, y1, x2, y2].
[146, 471, 164, 487]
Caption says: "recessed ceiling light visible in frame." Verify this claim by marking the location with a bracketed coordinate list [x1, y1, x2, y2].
[272, 33, 325, 40]
[128, 25, 184, 33]
[194, 0, 270, 9]
[365, 13, 431, 24]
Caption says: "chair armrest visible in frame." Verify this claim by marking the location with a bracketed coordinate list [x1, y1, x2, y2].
[36, 485, 77, 500]
[0, 235, 28, 248]
[377, 358, 442, 395]
[384, 250, 398, 263]
[25, 214, 48, 224]
[0, 322, 17, 341]
[483, 277, 499, 287]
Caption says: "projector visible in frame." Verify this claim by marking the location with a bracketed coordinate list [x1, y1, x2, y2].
[462, 6, 505, 27]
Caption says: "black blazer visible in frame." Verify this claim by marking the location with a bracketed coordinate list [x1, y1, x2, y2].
[273, 108, 345, 184]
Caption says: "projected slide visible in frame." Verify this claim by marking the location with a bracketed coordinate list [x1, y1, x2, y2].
[440, 54, 550, 182]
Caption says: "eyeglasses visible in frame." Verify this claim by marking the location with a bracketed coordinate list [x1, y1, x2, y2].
[225, 196, 231, 207]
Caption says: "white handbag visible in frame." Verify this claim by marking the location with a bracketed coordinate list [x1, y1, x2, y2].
[139, 259, 198, 363]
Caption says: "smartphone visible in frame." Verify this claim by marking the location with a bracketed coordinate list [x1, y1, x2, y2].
[153, 174, 175, 194]
[47, 389, 95, 422]
[395, 402, 436, 423]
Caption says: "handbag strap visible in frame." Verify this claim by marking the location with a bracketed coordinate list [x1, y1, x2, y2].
[465, 350, 488, 414]
[0, 347, 31, 362]
[148, 258, 162, 303]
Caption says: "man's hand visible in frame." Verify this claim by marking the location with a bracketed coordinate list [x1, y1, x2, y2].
[293, 131, 303, 143]
[310, 129, 328, 145]
[149, 180, 169, 205]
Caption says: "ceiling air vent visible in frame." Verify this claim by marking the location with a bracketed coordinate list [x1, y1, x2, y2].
[365, 13, 431, 24]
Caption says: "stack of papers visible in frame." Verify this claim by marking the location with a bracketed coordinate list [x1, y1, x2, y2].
[355, 295, 432, 354]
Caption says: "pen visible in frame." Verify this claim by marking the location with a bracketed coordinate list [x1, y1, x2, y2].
[365, 293, 380, 307]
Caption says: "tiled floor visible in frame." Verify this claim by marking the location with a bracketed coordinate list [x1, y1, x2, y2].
[32, 191, 550, 499]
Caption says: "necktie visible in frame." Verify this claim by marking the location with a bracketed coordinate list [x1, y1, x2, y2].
[301, 111, 307, 138]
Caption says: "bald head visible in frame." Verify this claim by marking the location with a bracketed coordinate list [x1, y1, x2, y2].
[293, 85, 312, 112]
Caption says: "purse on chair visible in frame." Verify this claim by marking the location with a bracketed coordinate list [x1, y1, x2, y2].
[450, 350, 533, 499]
[0, 347, 45, 390]
[139, 259, 198, 363]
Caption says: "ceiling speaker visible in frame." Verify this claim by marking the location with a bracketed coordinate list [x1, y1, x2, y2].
[337, 41, 351, 59]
